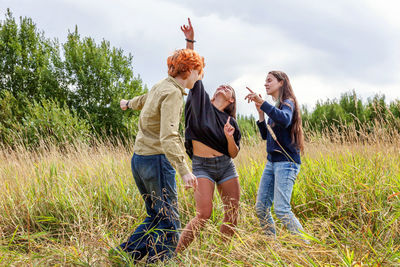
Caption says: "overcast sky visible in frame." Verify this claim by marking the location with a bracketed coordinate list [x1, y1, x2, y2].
[2, 0, 400, 116]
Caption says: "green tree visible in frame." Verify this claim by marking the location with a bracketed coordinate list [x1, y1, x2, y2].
[301, 90, 400, 138]
[63, 28, 144, 139]
[0, 9, 68, 103]
[365, 94, 387, 122]
[20, 98, 91, 148]
[0, 9, 145, 146]
[389, 100, 400, 118]
[339, 90, 365, 124]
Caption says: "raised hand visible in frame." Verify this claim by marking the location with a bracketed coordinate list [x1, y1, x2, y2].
[224, 116, 235, 137]
[245, 86, 264, 105]
[255, 94, 263, 112]
[181, 17, 194, 40]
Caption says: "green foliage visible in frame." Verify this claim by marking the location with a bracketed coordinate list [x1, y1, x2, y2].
[0, 90, 21, 145]
[20, 98, 91, 148]
[237, 114, 259, 140]
[63, 28, 144, 139]
[0, 9, 68, 102]
[389, 99, 400, 118]
[0, 91, 90, 148]
[365, 94, 387, 121]
[0, 9, 144, 147]
[302, 90, 400, 138]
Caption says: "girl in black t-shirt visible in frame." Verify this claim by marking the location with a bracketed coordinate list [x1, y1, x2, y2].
[175, 19, 242, 253]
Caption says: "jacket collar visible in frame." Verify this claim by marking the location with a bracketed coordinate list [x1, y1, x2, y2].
[168, 76, 187, 96]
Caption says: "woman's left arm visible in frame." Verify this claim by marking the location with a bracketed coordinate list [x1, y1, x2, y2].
[227, 136, 239, 158]
[224, 117, 239, 158]
[260, 100, 293, 128]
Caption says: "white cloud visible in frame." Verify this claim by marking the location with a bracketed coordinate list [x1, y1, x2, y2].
[364, 0, 400, 30]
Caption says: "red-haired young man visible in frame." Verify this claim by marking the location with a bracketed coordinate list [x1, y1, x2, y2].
[117, 48, 204, 263]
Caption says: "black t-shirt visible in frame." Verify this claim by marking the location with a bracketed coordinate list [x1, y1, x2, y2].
[185, 80, 241, 159]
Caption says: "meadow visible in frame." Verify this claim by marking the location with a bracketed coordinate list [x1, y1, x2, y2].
[1, 8, 400, 266]
[0, 136, 399, 266]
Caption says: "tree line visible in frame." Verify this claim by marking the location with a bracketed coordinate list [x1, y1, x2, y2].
[301, 91, 400, 141]
[1, 9, 399, 148]
[235, 91, 400, 144]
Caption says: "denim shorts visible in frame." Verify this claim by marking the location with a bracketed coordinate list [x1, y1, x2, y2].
[192, 154, 238, 184]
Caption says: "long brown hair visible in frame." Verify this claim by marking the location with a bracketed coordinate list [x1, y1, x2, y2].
[269, 71, 304, 152]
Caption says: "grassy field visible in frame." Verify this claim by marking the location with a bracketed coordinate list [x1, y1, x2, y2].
[0, 140, 399, 266]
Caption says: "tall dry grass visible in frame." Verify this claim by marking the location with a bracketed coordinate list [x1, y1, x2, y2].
[0, 128, 399, 266]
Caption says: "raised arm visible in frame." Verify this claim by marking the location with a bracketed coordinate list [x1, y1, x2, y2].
[259, 100, 294, 128]
[181, 18, 195, 50]
[245, 87, 293, 128]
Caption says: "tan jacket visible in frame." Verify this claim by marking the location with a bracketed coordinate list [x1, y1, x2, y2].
[128, 76, 190, 177]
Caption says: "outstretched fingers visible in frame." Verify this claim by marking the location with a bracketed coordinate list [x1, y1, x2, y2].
[245, 93, 255, 103]
[181, 18, 192, 32]
[246, 86, 255, 93]
[224, 116, 235, 136]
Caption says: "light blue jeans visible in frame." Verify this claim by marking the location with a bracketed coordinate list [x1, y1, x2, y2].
[255, 161, 304, 237]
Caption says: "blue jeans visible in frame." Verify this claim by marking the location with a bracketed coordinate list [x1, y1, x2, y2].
[119, 154, 180, 263]
[256, 161, 304, 237]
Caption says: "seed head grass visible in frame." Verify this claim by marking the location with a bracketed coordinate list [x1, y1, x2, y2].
[0, 140, 399, 266]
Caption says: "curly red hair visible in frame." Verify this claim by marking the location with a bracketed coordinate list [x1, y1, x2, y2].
[167, 49, 205, 79]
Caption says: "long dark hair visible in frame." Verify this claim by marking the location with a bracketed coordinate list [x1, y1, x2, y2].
[269, 71, 304, 152]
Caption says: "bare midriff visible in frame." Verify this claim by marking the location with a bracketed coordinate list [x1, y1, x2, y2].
[192, 140, 223, 158]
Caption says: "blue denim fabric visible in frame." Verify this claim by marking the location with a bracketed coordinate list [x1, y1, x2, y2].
[119, 153, 180, 263]
[192, 155, 238, 185]
[255, 161, 304, 237]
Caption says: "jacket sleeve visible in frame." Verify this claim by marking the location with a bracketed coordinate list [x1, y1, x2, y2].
[188, 80, 209, 114]
[160, 89, 190, 177]
[257, 119, 268, 140]
[260, 100, 294, 128]
[128, 93, 148, 110]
